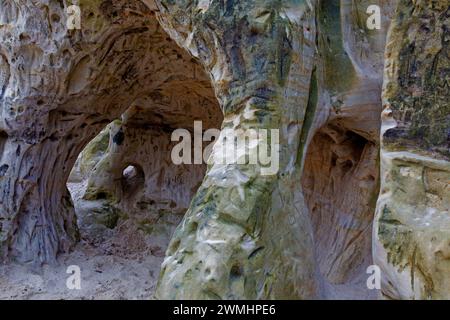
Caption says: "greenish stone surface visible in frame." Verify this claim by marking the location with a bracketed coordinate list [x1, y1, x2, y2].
[374, 0, 450, 300]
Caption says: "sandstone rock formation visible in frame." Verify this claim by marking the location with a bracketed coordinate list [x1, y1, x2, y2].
[301, 0, 395, 287]
[76, 88, 221, 239]
[0, 0, 219, 266]
[374, 0, 450, 299]
[0, 0, 448, 300]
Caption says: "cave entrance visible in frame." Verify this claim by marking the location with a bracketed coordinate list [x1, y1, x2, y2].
[301, 124, 379, 299]
[62, 17, 223, 298]
[66, 81, 222, 298]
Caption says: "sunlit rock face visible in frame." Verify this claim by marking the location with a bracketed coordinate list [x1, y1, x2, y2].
[374, 0, 450, 300]
[0, 0, 448, 301]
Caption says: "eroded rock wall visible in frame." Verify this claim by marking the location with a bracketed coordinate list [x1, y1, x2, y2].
[300, 0, 396, 287]
[77, 88, 222, 238]
[0, 0, 219, 266]
[154, 0, 319, 299]
[374, 0, 450, 299]
[0, 0, 160, 265]
[0, 0, 448, 301]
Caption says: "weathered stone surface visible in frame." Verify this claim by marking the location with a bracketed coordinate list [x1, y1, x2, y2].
[69, 123, 111, 183]
[153, 0, 321, 300]
[300, 0, 395, 288]
[0, 0, 448, 301]
[0, 0, 218, 266]
[374, 0, 450, 299]
[79, 97, 221, 234]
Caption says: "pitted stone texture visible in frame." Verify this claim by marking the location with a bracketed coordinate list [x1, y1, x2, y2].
[0, 0, 217, 266]
[154, 0, 319, 300]
[1, 0, 448, 302]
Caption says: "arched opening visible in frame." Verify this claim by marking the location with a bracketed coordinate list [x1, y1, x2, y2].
[121, 164, 145, 199]
[301, 124, 379, 299]
[66, 96, 222, 299]
[0, 0, 394, 300]
[60, 20, 223, 299]
[0, 1, 222, 298]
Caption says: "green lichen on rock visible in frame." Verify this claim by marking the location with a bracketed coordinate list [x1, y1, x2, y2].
[78, 122, 115, 178]
[154, 0, 319, 300]
[375, 152, 450, 299]
[316, 0, 357, 94]
[374, 0, 450, 300]
[383, 0, 450, 159]
[91, 202, 121, 229]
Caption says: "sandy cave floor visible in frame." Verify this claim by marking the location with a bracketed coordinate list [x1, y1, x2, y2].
[0, 240, 161, 300]
[0, 182, 376, 300]
[0, 181, 165, 300]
